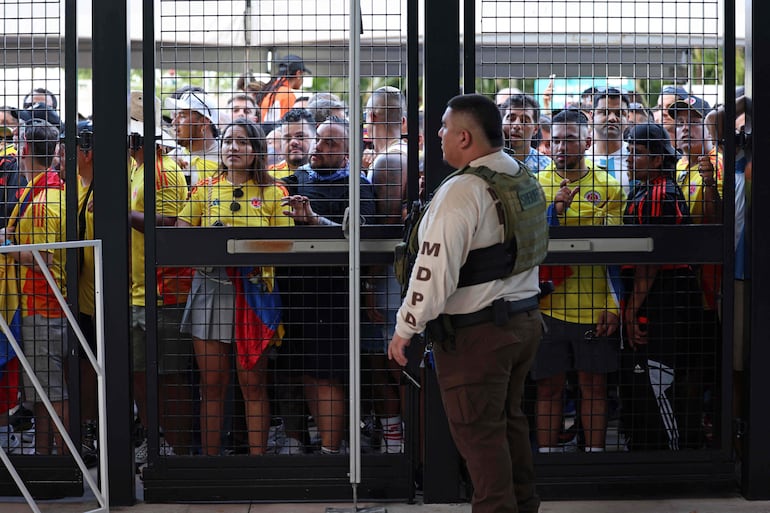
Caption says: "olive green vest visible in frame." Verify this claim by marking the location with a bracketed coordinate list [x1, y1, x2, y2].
[394, 160, 548, 296]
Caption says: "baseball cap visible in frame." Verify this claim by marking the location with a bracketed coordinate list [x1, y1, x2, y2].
[277, 55, 311, 75]
[60, 119, 95, 145]
[164, 90, 219, 125]
[625, 122, 678, 168]
[659, 85, 689, 97]
[667, 95, 711, 120]
[129, 91, 163, 137]
[15, 102, 62, 131]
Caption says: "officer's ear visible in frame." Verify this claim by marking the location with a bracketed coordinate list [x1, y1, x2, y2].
[458, 128, 473, 149]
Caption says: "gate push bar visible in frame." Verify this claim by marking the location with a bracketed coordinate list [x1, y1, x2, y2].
[227, 237, 654, 254]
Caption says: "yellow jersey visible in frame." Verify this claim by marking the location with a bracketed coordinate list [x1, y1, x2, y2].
[537, 162, 625, 324]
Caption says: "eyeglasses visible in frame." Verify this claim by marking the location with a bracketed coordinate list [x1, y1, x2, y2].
[230, 187, 244, 212]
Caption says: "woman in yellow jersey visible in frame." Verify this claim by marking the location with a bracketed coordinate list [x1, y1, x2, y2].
[177, 118, 293, 455]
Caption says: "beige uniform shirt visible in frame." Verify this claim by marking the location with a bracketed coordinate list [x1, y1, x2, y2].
[395, 150, 541, 339]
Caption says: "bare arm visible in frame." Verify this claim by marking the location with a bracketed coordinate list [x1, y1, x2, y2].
[624, 264, 659, 348]
[370, 152, 408, 224]
[0, 227, 54, 268]
[130, 211, 178, 232]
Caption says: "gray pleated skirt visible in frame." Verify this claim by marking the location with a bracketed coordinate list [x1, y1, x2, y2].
[180, 268, 235, 343]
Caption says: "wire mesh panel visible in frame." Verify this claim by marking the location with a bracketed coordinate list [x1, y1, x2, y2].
[0, 0, 68, 459]
[0, 0, 99, 500]
[478, 0, 731, 459]
[144, 2, 414, 490]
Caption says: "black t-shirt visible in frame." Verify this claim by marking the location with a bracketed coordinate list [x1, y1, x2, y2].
[624, 173, 690, 226]
[291, 166, 376, 224]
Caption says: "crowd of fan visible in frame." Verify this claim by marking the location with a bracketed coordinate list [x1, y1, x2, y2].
[0, 54, 748, 466]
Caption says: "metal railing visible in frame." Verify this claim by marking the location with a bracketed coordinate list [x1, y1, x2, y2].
[0, 239, 108, 513]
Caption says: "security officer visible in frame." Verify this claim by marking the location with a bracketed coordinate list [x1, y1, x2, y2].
[389, 94, 547, 513]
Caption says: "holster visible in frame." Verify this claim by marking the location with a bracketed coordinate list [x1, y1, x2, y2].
[425, 314, 456, 351]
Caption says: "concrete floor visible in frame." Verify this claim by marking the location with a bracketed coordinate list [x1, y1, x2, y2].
[2, 452, 769, 513]
[2, 496, 770, 513]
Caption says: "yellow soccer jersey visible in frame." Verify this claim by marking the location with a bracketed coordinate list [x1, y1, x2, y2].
[178, 175, 293, 228]
[190, 155, 219, 184]
[15, 172, 67, 318]
[268, 160, 292, 181]
[538, 162, 624, 324]
[78, 179, 95, 316]
[676, 148, 724, 224]
[130, 155, 189, 306]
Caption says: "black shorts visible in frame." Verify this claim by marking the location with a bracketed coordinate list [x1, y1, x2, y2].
[530, 315, 619, 380]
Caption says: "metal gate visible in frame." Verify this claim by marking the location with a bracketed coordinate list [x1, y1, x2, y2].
[421, 0, 746, 502]
[3, 0, 770, 507]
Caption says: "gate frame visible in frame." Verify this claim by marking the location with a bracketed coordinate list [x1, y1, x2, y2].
[420, 0, 740, 502]
[741, 0, 770, 500]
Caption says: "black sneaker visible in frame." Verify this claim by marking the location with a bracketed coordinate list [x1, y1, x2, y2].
[9, 406, 34, 433]
[81, 421, 98, 468]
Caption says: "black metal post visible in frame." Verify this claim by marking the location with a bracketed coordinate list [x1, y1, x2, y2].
[720, 0, 737, 457]
[422, 0, 463, 504]
[742, 0, 770, 499]
[406, 0, 420, 205]
[142, 0, 161, 467]
[64, 0, 82, 458]
[463, 0, 476, 93]
[91, 0, 134, 505]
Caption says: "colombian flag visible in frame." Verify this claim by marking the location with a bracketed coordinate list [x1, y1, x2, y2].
[228, 266, 284, 371]
[0, 253, 21, 412]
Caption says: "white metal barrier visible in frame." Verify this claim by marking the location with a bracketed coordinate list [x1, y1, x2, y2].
[0, 239, 108, 513]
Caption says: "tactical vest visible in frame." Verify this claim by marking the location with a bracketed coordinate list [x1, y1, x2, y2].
[394, 160, 549, 297]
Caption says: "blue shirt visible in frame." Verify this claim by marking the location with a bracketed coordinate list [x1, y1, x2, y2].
[523, 147, 552, 173]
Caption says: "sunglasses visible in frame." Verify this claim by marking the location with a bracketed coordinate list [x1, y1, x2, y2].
[230, 187, 244, 212]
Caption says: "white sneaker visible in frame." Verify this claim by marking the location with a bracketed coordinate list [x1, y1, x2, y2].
[159, 437, 176, 456]
[134, 438, 148, 465]
[0, 425, 20, 453]
[267, 419, 287, 453]
[558, 434, 579, 452]
[278, 437, 303, 455]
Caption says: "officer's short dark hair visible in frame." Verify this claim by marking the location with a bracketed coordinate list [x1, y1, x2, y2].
[447, 94, 504, 148]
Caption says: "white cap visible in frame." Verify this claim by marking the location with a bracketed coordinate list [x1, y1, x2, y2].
[164, 91, 219, 125]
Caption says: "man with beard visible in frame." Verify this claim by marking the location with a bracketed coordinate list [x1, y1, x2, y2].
[533, 108, 624, 454]
[281, 116, 375, 454]
[589, 87, 632, 195]
[499, 93, 552, 172]
[270, 108, 316, 183]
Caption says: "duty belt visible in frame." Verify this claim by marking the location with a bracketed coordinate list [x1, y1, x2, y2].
[450, 295, 539, 329]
